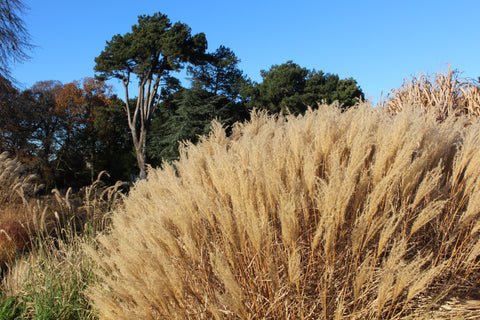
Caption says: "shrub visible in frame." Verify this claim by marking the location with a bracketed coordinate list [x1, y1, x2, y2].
[88, 103, 480, 319]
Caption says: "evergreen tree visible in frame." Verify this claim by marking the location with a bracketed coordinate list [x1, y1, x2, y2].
[148, 46, 249, 164]
[242, 61, 364, 114]
[95, 12, 207, 179]
[188, 45, 245, 100]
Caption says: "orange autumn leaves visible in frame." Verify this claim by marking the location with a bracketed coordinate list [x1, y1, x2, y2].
[55, 77, 114, 127]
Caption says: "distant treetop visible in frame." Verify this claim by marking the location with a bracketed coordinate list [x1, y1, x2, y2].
[241, 61, 364, 114]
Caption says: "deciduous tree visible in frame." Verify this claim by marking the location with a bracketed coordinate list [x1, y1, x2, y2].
[18, 80, 64, 188]
[0, 75, 34, 160]
[0, 0, 32, 80]
[55, 78, 115, 185]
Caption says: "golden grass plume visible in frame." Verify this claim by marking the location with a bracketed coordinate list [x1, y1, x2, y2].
[0, 151, 36, 206]
[89, 103, 480, 319]
[381, 64, 480, 120]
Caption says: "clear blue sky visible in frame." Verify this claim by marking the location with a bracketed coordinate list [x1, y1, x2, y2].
[11, 0, 480, 103]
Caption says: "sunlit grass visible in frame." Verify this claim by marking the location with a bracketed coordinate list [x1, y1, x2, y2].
[88, 102, 480, 319]
[1, 67, 480, 319]
[0, 163, 125, 320]
[381, 64, 480, 120]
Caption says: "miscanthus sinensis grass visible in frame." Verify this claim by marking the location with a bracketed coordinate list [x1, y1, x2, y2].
[88, 103, 480, 319]
[381, 64, 480, 120]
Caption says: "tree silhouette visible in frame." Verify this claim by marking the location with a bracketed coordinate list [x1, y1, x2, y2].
[0, 0, 32, 80]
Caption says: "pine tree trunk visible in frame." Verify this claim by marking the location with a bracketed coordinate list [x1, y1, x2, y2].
[133, 135, 147, 180]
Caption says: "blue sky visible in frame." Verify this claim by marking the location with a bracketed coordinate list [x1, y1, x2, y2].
[11, 0, 480, 103]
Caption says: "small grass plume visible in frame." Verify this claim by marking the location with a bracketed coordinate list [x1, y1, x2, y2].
[0, 151, 36, 206]
[381, 65, 480, 120]
[88, 103, 480, 319]
[49, 171, 128, 238]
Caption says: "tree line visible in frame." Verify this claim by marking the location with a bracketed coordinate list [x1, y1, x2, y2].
[0, 11, 364, 190]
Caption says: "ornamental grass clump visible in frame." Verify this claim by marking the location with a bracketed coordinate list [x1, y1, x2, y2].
[88, 103, 480, 319]
[382, 65, 480, 120]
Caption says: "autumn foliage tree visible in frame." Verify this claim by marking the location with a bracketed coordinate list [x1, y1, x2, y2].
[94, 12, 207, 179]
[54, 78, 126, 186]
[0, 77, 134, 189]
[55, 78, 113, 157]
